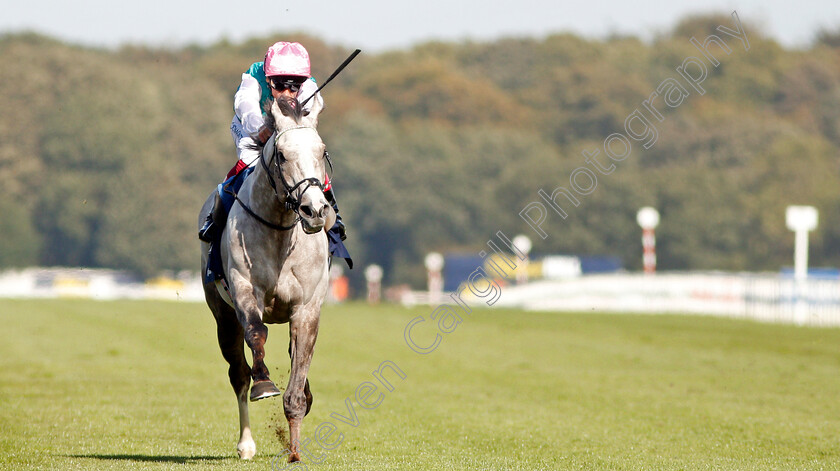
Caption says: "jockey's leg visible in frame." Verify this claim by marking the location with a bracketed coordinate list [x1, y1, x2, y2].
[323, 177, 352, 269]
[198, 165, 250, 242]
[324, 187, 346, 241]
[199, 191, 226, 242]
[201, 167, 254, 282]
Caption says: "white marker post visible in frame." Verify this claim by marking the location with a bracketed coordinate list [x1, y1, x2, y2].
[364, 264, 383, 304]
[786, 206, 818, 324]
[424, 252, 444, 301]
[636, 207, 660, 275]
[512, 234, 532, 284]
[786, 206, 819, 281]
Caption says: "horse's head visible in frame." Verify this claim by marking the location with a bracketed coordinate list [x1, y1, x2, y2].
[267, 96, 334, 234]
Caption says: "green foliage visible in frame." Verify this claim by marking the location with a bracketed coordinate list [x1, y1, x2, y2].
[815, 26, 840, 48]
[0, 14, 839, 286]
[0, 198, 40, 267]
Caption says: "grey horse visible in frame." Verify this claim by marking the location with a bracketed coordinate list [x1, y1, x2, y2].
[199, 96, 333, 462]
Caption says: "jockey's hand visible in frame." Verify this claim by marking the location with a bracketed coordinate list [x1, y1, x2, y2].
[253, 125, 274, 146]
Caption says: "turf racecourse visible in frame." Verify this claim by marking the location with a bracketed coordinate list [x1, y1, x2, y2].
[1, 299, 839, 470]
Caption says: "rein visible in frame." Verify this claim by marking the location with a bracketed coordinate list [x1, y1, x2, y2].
[227, 126, 325, 231]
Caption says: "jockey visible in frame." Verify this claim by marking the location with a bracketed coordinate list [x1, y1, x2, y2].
[199, 41, 349, 267]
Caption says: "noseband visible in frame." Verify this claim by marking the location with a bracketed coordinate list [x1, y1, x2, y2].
[233, 126, 326, 231]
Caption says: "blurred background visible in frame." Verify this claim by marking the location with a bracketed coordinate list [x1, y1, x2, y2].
[0, 2, 839, 311]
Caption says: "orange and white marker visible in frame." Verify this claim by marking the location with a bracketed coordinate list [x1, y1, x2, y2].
[637, 207, 660, 275]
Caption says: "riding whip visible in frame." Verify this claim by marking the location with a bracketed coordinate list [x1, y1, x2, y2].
[300, 49, 362, 108]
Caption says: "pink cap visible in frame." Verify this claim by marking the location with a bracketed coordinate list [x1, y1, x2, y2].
[264, 41, 311, 78]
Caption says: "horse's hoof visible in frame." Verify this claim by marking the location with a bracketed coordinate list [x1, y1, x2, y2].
[250, 380, 282, 401]
[237, 441, 256, 460]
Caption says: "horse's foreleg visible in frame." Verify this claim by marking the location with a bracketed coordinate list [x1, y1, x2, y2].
[244, 321, 269, 381]
[235, 295, 282, 402]
[288, 341, 314, 416]
[243, 319, 283, 401]
[284, 311, 320, 462]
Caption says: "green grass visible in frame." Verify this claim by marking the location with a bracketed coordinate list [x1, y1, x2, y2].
[1, 299, 840, 470]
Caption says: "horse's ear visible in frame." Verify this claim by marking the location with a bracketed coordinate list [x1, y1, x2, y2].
[305, 94, 324, 127]
[269, 99, 284, 128]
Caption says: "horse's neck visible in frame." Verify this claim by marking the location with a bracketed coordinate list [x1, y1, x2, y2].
[242, 162, 298, 229]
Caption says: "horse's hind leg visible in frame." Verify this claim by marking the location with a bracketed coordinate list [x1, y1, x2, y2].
[214, 309, 256, 459]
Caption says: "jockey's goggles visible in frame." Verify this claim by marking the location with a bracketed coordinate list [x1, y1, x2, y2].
[269, 77, 306, 93]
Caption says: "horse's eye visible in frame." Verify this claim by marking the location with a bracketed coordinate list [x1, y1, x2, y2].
[277, 151, 287, 163]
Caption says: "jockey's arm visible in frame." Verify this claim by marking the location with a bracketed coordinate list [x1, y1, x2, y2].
[234, 73, 265, 135]
[235, 74, 323, 135]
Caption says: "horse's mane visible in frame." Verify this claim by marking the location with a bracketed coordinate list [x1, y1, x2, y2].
[244, 98, 304, 153]
[264, 97, 304, 130]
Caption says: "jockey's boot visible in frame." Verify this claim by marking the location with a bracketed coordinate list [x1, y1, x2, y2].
[198, 191, 225, 242]
[325, 188, 346, 241]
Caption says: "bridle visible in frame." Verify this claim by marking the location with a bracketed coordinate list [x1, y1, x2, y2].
[231, 126, 329, 231]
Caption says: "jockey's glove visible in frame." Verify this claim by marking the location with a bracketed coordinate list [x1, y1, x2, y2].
[252, 125, 274, 146]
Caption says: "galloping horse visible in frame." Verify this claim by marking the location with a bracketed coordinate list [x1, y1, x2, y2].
[199, 96, 332, 462]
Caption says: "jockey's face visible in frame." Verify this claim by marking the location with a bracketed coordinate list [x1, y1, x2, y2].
[268, 76, 305, 101]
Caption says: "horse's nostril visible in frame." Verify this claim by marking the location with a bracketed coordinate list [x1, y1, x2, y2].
[300, 205, 314, 218]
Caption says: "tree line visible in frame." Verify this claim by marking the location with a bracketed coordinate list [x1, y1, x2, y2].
[1, 13, 838, 291]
